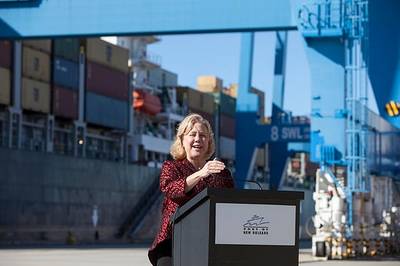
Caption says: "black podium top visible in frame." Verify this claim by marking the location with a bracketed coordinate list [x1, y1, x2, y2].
[173, 188, 304, 224]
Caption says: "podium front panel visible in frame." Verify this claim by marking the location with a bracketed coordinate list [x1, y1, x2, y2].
[173, 200, 210, 266]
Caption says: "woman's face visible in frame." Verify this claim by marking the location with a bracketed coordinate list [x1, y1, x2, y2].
[182, 122, 209, 161]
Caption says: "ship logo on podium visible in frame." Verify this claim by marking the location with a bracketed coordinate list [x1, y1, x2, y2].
[242, 215, 270, 235]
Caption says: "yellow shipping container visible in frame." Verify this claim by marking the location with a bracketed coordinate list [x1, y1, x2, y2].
[22, 77, 50, 113]
[187, 88, 215, 114]
[202, 93, 215, 114]
[85, 38, 129, 73]
[23, 39, 52, 53]
[197, 76, 223, 93]
[23, 47, 50, 82]
[0, 67, 11, 105]
[188, 88, 202, 111]
[227, 83, 238, 98]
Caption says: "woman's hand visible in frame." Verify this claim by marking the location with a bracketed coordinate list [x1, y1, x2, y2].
[184, 160, 225, 193]
[198, 160, 225, 179]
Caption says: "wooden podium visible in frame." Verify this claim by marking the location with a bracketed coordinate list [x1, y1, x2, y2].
[172, 188, 304, 266]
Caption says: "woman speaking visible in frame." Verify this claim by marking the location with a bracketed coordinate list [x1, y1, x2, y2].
[148, 113, 235, 266]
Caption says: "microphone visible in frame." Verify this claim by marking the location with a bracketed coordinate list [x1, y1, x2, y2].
[212, 157, 263, 190]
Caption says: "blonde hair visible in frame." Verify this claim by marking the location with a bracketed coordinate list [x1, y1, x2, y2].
[170, 113, 215, 160]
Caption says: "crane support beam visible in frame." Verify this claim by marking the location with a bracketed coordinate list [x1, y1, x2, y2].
[0, 0, 296, 39]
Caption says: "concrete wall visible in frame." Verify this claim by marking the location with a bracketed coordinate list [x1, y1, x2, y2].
[0, 147, 159, 244]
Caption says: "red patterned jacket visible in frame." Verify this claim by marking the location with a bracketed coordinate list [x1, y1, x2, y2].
[148, 159, 234, 264]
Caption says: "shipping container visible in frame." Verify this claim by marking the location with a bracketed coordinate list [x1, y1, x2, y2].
[0, 67, 11, 105]
[85, 38, 129, 73]
[219, 114, 235, 139]
[187, 88, 201, 111]
[218, 92, 236, 117]
[227, 83, 238, 98]
[201, 92, 215, 114]
[133, 89, 162, 115]
[219, 136, 235, 160]
[53, 86, 78, 119]
[53, 38, 80, 62]
[85, 92, 128, 130]
[197, 76, 223, 93]
[23, 40, 51, 53]
[22, 77, 50, 113]
[186, 88, 215, 114]
[86, 60, 129, 100]
[189, 107, 215, 131]
[23, 47, 50, 82]
[0, 41, 12, 69]
[53, 57, 79, 90]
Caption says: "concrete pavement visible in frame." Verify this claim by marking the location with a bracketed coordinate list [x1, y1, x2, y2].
[0, 246, 399, 266]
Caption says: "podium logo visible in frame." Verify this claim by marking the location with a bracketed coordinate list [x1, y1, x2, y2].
[242, 215, 269, 235]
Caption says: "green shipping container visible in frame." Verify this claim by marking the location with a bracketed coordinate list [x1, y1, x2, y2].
[219, 93, 236, 117]
[54, 38, 80, 62]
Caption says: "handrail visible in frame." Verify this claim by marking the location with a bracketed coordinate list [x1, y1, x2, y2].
[115, 175, 161, 239]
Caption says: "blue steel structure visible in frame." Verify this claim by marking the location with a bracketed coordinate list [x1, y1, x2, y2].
[236, 31, 310, 189]
[369, 0, 400, 129]
[299, 0, 400, 239]
[0, 0, 296, 38]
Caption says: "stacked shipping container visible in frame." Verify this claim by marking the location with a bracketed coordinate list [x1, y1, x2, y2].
[176, 87, 215, 129]
[218, 92, 236, 139]
[52, 38, 80, 119]
[217, 92, 236, 161]
[84, 38, 130, 130]
[0, 41, 12, 106]
[22, 40, 51, 113]
[195, 76, 236, 160]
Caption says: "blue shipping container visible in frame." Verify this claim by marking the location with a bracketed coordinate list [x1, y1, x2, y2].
[53, 57, 79, 90]
[85, 91, 128, 130]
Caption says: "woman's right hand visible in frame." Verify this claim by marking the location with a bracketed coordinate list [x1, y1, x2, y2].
[198, 160, 225, 179]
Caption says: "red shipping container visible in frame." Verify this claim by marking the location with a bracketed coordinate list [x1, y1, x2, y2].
[86, 60, 129, 101]
[219, 114, 235, 139]
[53, 86, 78, 119]
[0, 41, 12, 69]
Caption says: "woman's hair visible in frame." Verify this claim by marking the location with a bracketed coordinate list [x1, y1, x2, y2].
[170, 113, 215, 160]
